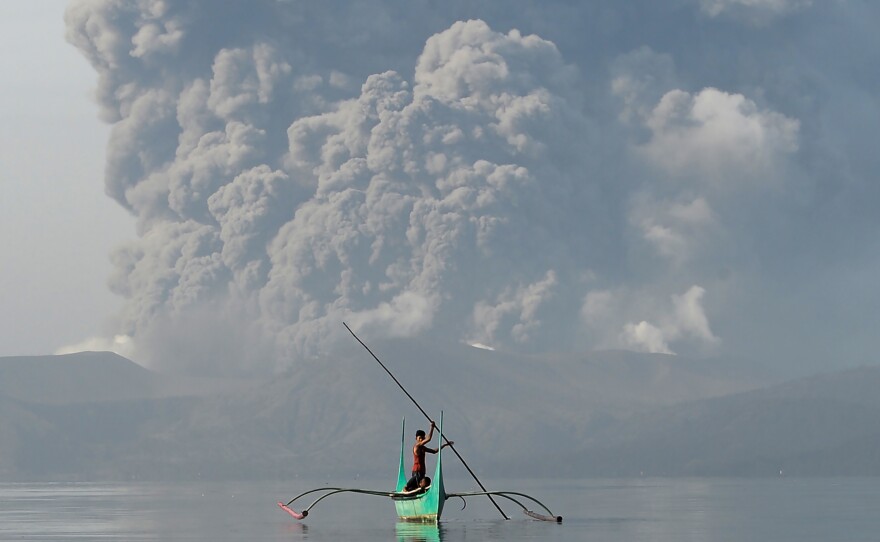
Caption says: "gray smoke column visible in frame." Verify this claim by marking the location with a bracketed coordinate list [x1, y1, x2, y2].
[63, 2, 595, 373]
[66, 0, 820, 375]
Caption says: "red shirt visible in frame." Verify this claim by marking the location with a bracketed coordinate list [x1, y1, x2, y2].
[412, 444, 426, 475]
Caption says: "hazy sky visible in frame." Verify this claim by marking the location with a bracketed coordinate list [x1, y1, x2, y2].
[0, 0, 133, 356]
[2, 1, 878, 378]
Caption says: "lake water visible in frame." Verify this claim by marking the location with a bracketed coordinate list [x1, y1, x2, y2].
[1, 477, 879, 541]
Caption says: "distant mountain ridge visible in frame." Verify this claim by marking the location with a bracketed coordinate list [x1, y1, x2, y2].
[0, 351, 253, 405]
[0, 346, 877, 481]
[558, 365, 880, 477]
[0, 352, 161, 404]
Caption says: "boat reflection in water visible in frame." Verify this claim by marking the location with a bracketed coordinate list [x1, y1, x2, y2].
[395, 521, 442, 542]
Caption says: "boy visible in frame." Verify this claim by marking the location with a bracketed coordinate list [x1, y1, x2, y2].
[404, 420, 453, 491]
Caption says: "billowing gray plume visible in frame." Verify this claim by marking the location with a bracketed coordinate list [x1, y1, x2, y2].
[65, 0, 880, 375]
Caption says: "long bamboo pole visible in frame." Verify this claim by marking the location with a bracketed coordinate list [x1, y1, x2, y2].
[343, 322, 510, 520]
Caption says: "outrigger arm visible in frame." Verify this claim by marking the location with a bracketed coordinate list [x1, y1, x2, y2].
[278, 486, 431, 520]
[447, 490, 563, 523]
[279, 486, 562, 523]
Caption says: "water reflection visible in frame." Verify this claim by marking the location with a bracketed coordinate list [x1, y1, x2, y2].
[4, 479, 880, 541]
[282, 521, 309, 537]
[395, 521, 442, 542]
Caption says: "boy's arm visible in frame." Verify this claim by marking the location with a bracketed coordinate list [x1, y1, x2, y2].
[426, 440, 454, 454]
[423, 421, 436, 444]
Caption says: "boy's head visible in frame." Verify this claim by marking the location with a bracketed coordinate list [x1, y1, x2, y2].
[415, 429, 426, 439]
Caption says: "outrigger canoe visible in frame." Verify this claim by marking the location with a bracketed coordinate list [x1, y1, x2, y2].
[278, 413, 562, 523]
[392, 416, 445, 521]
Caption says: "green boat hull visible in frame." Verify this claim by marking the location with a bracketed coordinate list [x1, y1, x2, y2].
[394, 415, 445, 521]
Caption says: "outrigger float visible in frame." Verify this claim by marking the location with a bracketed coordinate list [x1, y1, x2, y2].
[278, 414, 561, 523]
[277, 323, 562, 524]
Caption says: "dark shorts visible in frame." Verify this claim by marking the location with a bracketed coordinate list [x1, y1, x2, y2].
[404, 471, 425, 491]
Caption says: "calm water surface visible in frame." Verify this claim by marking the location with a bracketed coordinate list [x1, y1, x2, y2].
[1, 478, 878, 541]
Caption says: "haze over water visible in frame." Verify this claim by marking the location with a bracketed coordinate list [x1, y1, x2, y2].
[2, 477, 878, 541]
